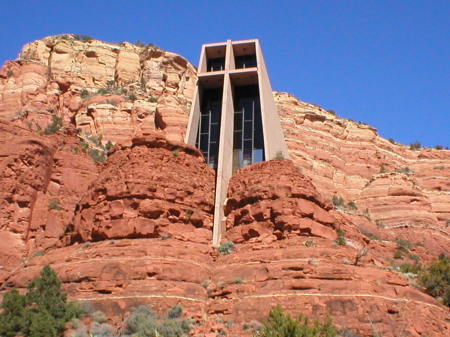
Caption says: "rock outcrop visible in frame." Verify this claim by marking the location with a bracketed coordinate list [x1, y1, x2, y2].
[0, 36, 449, 337]
[277, 92, 450, 260]
[73, 133, 215, 243]
[0, 34, 195, 144]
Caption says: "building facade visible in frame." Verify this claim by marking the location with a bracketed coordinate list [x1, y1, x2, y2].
[185, 39, 288, 245]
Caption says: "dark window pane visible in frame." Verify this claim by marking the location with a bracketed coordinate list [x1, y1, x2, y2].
[211, 105, 221, 123]
[200, 133, 209, 151]
[232, 84, 263, 168]
[201, 115, 209, 133]
[243, 102, 253, 120]
[254, 133, 264, 148]
[210, 124, 219, 140]
[234, 113, 242, 131]
[244, 140, 252, 151]
[234, 131, 242, 149]
[244, 121, 253, 139]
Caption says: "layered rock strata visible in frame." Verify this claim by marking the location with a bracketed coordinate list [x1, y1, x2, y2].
[73, 133, 215, 243]
[277, 92, 450, 262]
[0, 34, 195, 144]
[0, 36, 449, 337]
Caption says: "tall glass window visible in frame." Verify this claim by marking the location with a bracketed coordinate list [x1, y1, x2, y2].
[196, 88, 222, 169]
[233, 85, 264, 171]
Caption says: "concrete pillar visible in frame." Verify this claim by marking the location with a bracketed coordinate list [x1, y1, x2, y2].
[212, 72, 234, 246]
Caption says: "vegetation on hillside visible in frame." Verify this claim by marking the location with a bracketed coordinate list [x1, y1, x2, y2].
[0, 265, 81, 337]
[418, 254, 450, 306]
[256, 305, 337, 337]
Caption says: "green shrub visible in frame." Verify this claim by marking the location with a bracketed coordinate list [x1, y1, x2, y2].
[79, 134, 112, 163]
[399, 262, 422, 274]
[128, 93, 137, 102]
[304, 239, 316, 247]
[435, 145, 443, 150]
[125, 304, 191, 337]
[258, 305, 337, 337]
[80, 89, 89, 99]
[375, 220, 385, 228]
[418, 254, 450, 306]
[44, 115, 62, 135]
[91, 310, 107, 323]
[396, 167, 412, 175]
[218, 241, 235, 255]
[135, 40, 146, 47]
[334, 229, 346, 246]
[347, 201, 357, 210]
[7, 70, 13, 77]
[73, 34, 93, 42]
[274, 151, 284, 160]
[0, 266, 81, 337]
[148, 96, 158, 103]
[361, 230, 380, 241]
[395, 238, 413, 249]
[90, 322, 115, 337]
[233, 277, 243, 284]
[394, 248, 404, 260]
[167, 305, 183, 319]
[409, 141, 421, 150]
[48, 199, 62, 211]
[97, 87, 110, 95]
[331, 195, 344, 208]
[126, 305, 158, 336]
[87, 149, 106, 162]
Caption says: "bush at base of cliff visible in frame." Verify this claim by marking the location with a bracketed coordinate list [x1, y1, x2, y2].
[418, 254, 450, 306]
[0, 265, 81, 337]
[125, 304, 192, 337]
[258, 305, 337, 337]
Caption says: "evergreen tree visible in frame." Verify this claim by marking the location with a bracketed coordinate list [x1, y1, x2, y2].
[28, 311, 58, 337]
[0, 289, 27, 337]
[0, 265, 80, 337]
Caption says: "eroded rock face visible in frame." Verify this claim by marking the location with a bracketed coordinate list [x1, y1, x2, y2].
[73, 133, 215, 243]
[277, 92, 450, 265]
[224, 159, 338, 243]
[0, 120, 98, 281]
[209, 238, 449, 337]
[0, 35, 196, 144]
[0, 37, 449, 337]
[213, 159, 448, 337]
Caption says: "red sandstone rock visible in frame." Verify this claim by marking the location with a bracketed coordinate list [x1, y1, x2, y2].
[73, 133, 215, 243]
[224, 159, 337, 243]
[0, 37, 449, 337]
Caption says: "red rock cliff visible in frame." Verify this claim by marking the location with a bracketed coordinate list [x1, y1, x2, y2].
[0, 36, 449, 337]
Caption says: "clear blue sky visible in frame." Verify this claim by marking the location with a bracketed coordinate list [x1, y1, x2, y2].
[2, 1, 449, 147]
